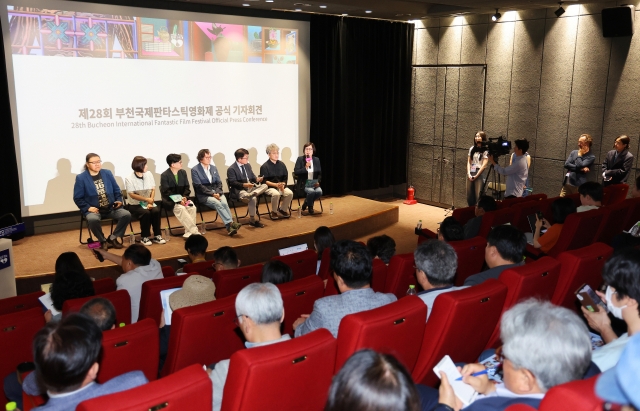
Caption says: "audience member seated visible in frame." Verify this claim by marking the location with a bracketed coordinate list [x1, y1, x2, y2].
[577, 181, 603, 212]
[95, 244, 163, 323]
[581, 248, 640, 372]
[463, 225, 526, 286]
[208, 283, 289, 411]
[414, 241, 468, 320]
[314, 226, 335, 274]
[438, 217, 464, 242]
[595, 334, 640, 411]
[212, 246, 240, 271]
[367, 234, 397, 265]
[427, 299, 592, 411]
[29, 313, 148, 411]
[176, 234, 208, 275]
[47, 252, 95, 322]
[325, 349, 420, 411]
[464, 196, 497, 239]
[293, 240, 397, 338]
[531, 197, 576, 253]
[260, 260, 293, 285]
[611, 175, 640, 251]
[79, 297, 118, 331]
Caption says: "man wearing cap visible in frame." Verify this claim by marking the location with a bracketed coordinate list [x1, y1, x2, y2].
[595, 334, 640, 411]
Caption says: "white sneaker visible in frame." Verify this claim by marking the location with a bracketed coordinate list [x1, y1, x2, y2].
[183, 232, 192, 238]
[152, 235, 166, 244]
[140, 237, 152, 246]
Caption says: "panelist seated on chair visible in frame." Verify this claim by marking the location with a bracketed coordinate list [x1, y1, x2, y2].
[463, 225, 526, 287]
[74, 152, 131, 250]
[192, 149, 242, 236]
[259, 143, 293, 219]
[28, 313, 148, 411]
[208, 283, 290, 411]
[292, 240, 397, 338]
[124, 156, 166, 247]
[160, 153, 200, 238]
[227, 148, 268, 228]
[293, 142, 322, 214]
[426, 300, 592, 411]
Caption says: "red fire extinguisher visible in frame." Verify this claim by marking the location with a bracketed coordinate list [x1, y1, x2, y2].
[404, 185, 417, 205]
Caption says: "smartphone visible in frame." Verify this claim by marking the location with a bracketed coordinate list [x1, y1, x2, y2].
[536, 211, 544, 219]
[92, 249, 104, 262]
[177, 258, 188, 267]
[575, 283, 607, 312]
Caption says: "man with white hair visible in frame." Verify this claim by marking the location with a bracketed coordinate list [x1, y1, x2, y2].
[260, 143, 293, 219]
[430, 299, 592, 411]
[208, 283, 289, 411]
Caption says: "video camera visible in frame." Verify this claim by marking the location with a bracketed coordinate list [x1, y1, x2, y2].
[480, 136, 512, 158]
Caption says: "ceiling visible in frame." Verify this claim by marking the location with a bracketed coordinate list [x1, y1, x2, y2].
[174, 0, 581, 21]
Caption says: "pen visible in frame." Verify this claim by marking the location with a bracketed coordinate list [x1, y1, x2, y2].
[455, 370, 488, 381]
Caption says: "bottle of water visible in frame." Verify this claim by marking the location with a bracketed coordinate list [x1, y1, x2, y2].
[297, 207, 302, 218]
[164, 227, 170, 242]
[417, 220, 422, 230]
[630, 221, 640, 237]
[129, 231, 135, 245]
[330, 203, 334, 215]
[406, 285, 417, 296]
[6, 401, 19, 411]
[200, 220, 206, 234]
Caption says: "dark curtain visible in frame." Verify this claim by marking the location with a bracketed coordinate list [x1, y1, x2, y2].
[310, 15, 413, 195]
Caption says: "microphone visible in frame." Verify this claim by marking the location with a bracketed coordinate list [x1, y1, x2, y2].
[306, 157, 312, 163]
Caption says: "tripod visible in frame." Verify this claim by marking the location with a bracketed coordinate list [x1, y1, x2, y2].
[479, 162, 504, 200]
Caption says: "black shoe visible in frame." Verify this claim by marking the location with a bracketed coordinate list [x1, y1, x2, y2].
[100, 241, 109, 251]
[107, 237, 123, 249]
[249, 220, 265, 228]
[301, 201, 308, 211]
[308, 208, 315, 215]
[278, 208, 290, 217]
[227, 227, 238, 236]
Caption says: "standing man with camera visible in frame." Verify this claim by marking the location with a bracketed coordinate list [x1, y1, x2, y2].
[488, 139, 530, 198]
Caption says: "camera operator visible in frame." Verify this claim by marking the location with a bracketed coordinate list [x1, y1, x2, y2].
[488, 138, 530, 198]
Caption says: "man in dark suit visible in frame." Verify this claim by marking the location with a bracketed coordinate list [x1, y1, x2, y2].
[191, 149, 241, 236]
[602, 135, 634, 187]
[160, 153, 200, 238]
[227, 148, 268, 228]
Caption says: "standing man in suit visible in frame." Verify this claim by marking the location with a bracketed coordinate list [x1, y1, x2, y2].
[292, 240, 397, 338]
[192, 149, 241, 236]
[160, 153, 200, 238]
[560, 134, 596, 196]
[603, 135, 634, 187]
[227, 148, 268, 228]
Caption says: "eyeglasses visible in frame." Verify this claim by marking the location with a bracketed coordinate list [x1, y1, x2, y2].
[495, 346, 507, 363]
[88, 160, 102, 165]
[204, 156, 212, 159]
[234, 314, 245, 327]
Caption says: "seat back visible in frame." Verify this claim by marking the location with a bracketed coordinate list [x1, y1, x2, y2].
[317, 248, 331, 280]
[335, 296, 427, 373]
[161, 266, 175, 278]
[412, 280, 508, 386]
[272, 249, 318, 280]
[138, 274, 198, 325]
[370, 258, 389, 293]
[565, 193, 582, 209]
[452, 206, 476, 226]
[324, 274, 339, 296]
[93, 278, 116, 295]
[182, 260, 216, 277]
[537, 376, 603, 411]
[98, 318, 159, 383]
[552, 243, 612, 312]
[602, 183, 629, 206]
[213, 264, 263, 299]
[0, 291, 44, 315]
[546, 208, 606, 257]
[221, 329, 337, 411]
[485, 257, 561, 348]
[477, 208, 517, 238]
[160, 293, 244, 377]
[62, 290, 132, 325]
[511, 197, 555, 232]
[497, 196, 529, 209]
[450, 236, 487, 286]
[0, 308, 45, 403]
[384, 253, 416, 299]
[277, 276, 325, 336]
[623, 196, 640, 229]
[595, 201, 632, 244]
[77, 364, 211, 411]
[524, 193, 547, 202]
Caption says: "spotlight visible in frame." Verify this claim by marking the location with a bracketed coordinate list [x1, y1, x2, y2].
[554, 2, 565, 17]
[491, 9, 501, 21]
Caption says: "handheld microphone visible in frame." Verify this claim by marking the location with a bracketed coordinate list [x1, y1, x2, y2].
[306, 157, 312, 163]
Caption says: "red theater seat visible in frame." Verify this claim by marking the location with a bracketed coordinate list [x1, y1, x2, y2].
[450, 236, 487, 286]
[596, 201, 632, 244]
[0, 291, 44, 315]
[77, 364, 212, 411]
[182, 260, 215, 277]
[324, 274, 339, 296]
[485, 256, 560, 349]
[384, 253, 416, 299]
[511, 197, 556, 233]
[272, 249, 318, 280]
[371, 258, 389, 293]
[623, 196, 640, 229]
[277, 275, 324, 336]
[602, 183, 629, 206]
[0, 308, 46, 403]
[98, 318, 159, 383]
[161, 265, 175, 278]
[221, 329, 337, 411]
[412, 280, 507, 387]
[62, 290, 132, 325]
[138, 274, 199, 325]
[552, 243, 612, 313]
[160, 293, 244, 377]
[477, 207, 517, 237]
[92, 278, 116, 295]
[213, 264, 263, 299]
[452, 206, 476, 226]
[537, 376, 603, 411]
[335, 295, 427, 373]
[317, 248, 331, 280]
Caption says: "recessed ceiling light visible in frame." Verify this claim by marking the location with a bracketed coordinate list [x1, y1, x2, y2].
[242, 3, 250, 5]
[294, 8, 301, 11]
[319, 5, 326, 8]
[266, 0, 273, 2]
[342, 13, 348, 16]
[365, 10, 372, 13]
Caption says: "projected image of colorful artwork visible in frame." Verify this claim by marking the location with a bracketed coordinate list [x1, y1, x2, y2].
[6, 6, 298, 64]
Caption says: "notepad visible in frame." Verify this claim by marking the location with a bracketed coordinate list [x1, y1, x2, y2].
[433, 355, 478, 406]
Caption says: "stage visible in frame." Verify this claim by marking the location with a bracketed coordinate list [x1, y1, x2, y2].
[14, 195, 453, 294]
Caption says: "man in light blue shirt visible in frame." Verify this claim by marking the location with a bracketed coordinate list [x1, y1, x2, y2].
[488, 139, 530, 198]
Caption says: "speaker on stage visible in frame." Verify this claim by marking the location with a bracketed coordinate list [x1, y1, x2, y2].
[602, 6, 635, 38]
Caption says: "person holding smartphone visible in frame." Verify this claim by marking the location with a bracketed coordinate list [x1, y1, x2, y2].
[531, 197, 575, 253]
[73, 153, 131, 250]
[293, 142, 322, 214]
